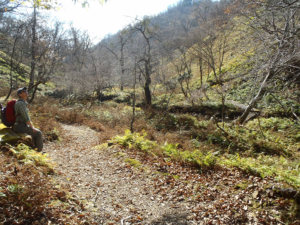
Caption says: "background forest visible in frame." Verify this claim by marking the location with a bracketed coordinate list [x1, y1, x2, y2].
[1, 0, 300, 224]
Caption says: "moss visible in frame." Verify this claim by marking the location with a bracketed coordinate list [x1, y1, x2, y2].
[0, 125, 30, 144]
[113, 152, 127, 158]
[173, 175, 180, 179]
[124, 158, 141, 168]
[93, 143, 109, 150]
[234, 181, 250, 190]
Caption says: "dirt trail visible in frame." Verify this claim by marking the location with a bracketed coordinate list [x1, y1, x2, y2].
[45, 124, 289, 225]
[45, 125, 190, 224]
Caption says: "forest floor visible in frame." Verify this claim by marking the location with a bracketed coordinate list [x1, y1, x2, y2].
[44, 124, 297, 225]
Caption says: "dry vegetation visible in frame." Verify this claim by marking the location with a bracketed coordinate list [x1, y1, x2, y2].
[1, 93, 300, 224]
[1, 0, 300, 223]
[0, 145, 95, 224]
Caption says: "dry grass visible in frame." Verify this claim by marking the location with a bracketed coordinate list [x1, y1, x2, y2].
[28, 96, 222, 156]
[0, 146, 93, 224]
[30, 97, 130, 142]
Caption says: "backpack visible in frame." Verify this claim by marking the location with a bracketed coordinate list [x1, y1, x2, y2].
[0, 100, 20, 128]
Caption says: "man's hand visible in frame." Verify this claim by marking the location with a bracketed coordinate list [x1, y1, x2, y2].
[27, 121, 37, 132]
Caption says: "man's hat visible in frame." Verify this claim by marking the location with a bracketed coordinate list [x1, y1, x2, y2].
[17, 87, 27, 95]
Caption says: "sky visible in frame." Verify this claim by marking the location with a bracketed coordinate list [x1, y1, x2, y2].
[49, 0, 180, 43]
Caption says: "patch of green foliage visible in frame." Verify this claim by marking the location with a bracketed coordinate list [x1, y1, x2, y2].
[111, 125, 300, 188]
[0, 51, 31, 87]
[112, 130, 218, 170]
[124, 158, 141, 168]
[10, 144, 53, 173]
[8, 184, 23, 194]
[221, 154, 300, 188]
[225, 117, 300, 155]
[114, 152, 127, 157]
[101, 90, 131, 103]
[261, 93, 300, 116]
[113, 130, 157, 151]
[85, 104, 144, 127]
[227, 78, 300, 117]
[154, 113, 199, 131]
[154, 93, 186, 108]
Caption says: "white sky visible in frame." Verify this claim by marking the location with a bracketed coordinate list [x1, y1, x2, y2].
[50, 0, 180, 43]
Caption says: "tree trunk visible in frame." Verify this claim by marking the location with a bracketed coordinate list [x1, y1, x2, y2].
[28, 85, 38, 103]
[96, 86, 101, 97]
[144, 57, 152, 107]
[120, 42, 125, 91]
[199, 57, 203, 85]
[29, 6, 36, 92]
[238, 69, 275, 123]
[144, 77, 152, 107]
[5, 43, 16, 101]
[180, 82, 188, 97]
[131, 57, 137, 133]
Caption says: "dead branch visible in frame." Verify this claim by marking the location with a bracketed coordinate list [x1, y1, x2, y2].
[291, 107, 300, 122]
[212, 116, 230, 143]
[121, 215, 132, 225]
[256, 114, 266, 139]
[93, 188, 100, 203]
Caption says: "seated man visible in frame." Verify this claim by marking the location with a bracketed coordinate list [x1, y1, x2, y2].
[13, 87, 43, 152]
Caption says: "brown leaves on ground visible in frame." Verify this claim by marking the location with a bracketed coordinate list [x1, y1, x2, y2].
[43, 124, 300, 225]
[0, 146, 93, 225]
[121, 148, 300, 224]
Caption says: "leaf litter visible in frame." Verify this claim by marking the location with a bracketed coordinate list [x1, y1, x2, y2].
[42, 124, 300, 224]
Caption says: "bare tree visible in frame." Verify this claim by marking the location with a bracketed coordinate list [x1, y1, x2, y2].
[129, 17, 160, 107]
[28, 20, 67, 102]
[196, 24, 231, 85]
[130, 56, 137, 133]
[28, 5, 37, 93]
[62, 25, 92, 94]
[102, 29, 130, 91]
[170, 46, 193, 98]
[0, 0, 22, 15]
[192, 0, 212, 23]
[86, 45, 112, 97]
[4, 22, 26, 101]
[230, 0, 300, 123]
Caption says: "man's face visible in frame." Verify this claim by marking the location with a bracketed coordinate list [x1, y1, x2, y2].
[19, 90, 28, 99]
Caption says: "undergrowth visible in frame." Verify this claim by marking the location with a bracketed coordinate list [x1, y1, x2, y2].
[111, 127, 300, 188]
[112, 130, 218, 170]
[10, 143, 54, 173]
[0, 145, 92, 224]
[221, 154, 300, 188]
[15, 95, 300, 189]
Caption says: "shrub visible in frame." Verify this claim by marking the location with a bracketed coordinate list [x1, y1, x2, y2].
[10, 144, 53, 173]
[221, 154, 300, 188]
[124, 158, 141, 167]
[112, 130, 157, 151]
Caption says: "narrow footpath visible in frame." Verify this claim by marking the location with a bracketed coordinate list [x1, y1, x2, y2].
[45, 125, 190, 224]
[45, 124, 289, 225]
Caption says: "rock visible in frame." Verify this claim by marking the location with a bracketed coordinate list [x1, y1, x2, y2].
[279, 188, 298, 199]
[273, 187, 300, 203]
[0, 123, 31, 145]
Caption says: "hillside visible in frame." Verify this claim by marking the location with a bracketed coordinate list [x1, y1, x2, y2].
[1, 0, 300, 224]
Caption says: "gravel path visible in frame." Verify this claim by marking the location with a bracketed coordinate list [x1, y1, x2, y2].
[45, 124, 190, 225]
